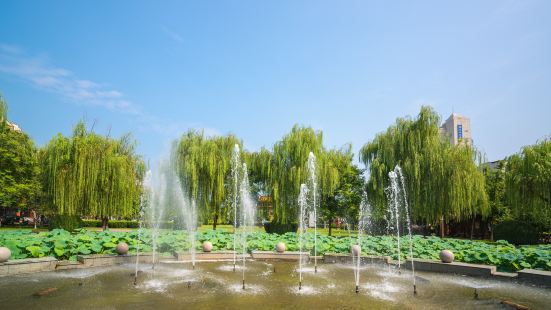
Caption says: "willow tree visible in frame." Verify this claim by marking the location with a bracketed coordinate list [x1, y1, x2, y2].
[504, 139, 551, 228]
[175, 129, 242, 229]
[41, 122, 145, 228]
[360, 106, 488, 235]
[249, 125, 342, 225]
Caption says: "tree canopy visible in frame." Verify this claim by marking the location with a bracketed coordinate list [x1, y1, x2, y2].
[175, 129, 242, 227]
[360, 106, 488, 224]
[248, 125, 344, 224]
[0, 96, 40, 209]
[41, 122, 145, 218]
[504, 139, 551, 228]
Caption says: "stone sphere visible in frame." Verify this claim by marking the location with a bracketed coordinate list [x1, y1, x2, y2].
[440, 250, 454, 263]
[0, 247, 11, 263]
[202, 241, 213, 252]
[351, 244, 361, 257]
[275, 242, 286, 253]
[116, 242, 129, 255]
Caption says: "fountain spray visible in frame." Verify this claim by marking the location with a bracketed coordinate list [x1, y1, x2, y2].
[307, 152, 318, 273]
[239, 163, 255, 290]
[298, 184, 309, 290]
[231, 145, 240, 272]
[395, 166, 416, 295]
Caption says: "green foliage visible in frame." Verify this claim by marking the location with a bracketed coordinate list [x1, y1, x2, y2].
[48, 215, 84, 231]
[0, 96, 41, 209]
[494, 220, 543, 245]
[360, 106, 488, 224]
[320, 149, 365, 233]
[248, 125, 344, 224]
[40, 121, 145, 218]
[504, 139, 551, 229]
[0, 92, 7, 125]
[82, 219, 140, 228]
[263, 222, 298, 234]
[175, 130, 242, 225]
[1, 229, 549, 272]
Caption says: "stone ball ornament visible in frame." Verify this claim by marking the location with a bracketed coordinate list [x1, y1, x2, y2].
[0, 247, 11, 263]
[275, 242, 286, 253]
[202, 241, 213, 252]
[351, 244, 361, 257]
[440, 249, 455, 263]
[116, 242, 129, 255]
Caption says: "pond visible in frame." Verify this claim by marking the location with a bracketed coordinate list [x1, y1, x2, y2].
[0, 261, 549, 309]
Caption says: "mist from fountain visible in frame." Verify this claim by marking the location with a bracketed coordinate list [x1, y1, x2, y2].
[354, 192, 372, 293]
[298, 183, 309, 290]
[134, 170, 151, 285]
[239, 163, 256, 289]
[387, 165, 416, 294]
[231, 144, 241, 271]
[307, 152, 318, 273]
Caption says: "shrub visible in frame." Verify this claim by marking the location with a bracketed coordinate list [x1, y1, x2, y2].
[82, 219, 102, 227]
[494, 220, 542, 245]
[264, 222, 298, 234]
[48, 215, 84, 231]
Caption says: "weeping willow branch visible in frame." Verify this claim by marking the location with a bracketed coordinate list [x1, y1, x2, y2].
[360, 106, 489, 224]
[41, 121, 145, 218]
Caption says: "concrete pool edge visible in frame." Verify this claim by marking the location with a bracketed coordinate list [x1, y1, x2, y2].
[1, 252, 550, 288]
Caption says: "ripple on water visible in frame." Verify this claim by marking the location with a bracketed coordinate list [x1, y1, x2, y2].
[362, 281, 401, 301]
[216, 264, 249, 272]
[290, 285, 320, 295]
[227, 283, 265, 295]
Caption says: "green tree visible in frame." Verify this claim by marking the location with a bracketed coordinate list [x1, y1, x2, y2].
[0, 95, 41, 210]
[175, 129, 242, 229]
[249, 125, 341, 225]
[504, 139, 551, 229]
[360, 106, 488, 236]
[319, 146, 365, 236]
[483, 161, 510, 239]
[41, 121, 145, 229]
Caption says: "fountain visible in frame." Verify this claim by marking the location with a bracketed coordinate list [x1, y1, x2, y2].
[387, 165, 416, 294]
[231, 144, 241, 272]
[134, 170, 151, 285]
[307, 152, 318, 273]
[239, 163, 256, 289]
[298, 183, 309, 290]
[354, 192, 372, 293]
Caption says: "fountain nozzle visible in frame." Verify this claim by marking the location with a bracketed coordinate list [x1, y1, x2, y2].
[413, 284, 417, 295]
[355, 285, 359, 294]
[474, 288, 479, 299]
[187, 281, 191, 289]
[299, 281, 302, 290]
[242, 280, 245, 290]
[315, 265, 317, 273]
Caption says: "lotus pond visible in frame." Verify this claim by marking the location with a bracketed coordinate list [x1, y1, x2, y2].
[1, 229, 550, 272]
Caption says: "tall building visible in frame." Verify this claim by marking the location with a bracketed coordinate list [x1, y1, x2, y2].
[440, 113, 472, 146]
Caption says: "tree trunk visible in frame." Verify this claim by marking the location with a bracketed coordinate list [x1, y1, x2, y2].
[102, 216, 109, 231]
[470, 216, 475, 240]
[213, 214, 218, 230]
[440, 216, 445, 238]
[328, 217, 333, 236]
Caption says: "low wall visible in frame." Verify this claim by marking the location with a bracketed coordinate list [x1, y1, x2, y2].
[404, 258, 496, 277]
[323, 253, 390, 265]
[0, 257, 57, 276]
[251, 251, 309, 261]
[518, 269, 551, 287]
[76, 253, 158, 267]
[176, 251, 245, 261]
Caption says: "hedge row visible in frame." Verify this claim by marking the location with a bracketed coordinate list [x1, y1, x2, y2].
[82, 220, 140, 228]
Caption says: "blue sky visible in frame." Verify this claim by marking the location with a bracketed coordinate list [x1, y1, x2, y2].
[1, 0, 550, 163]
